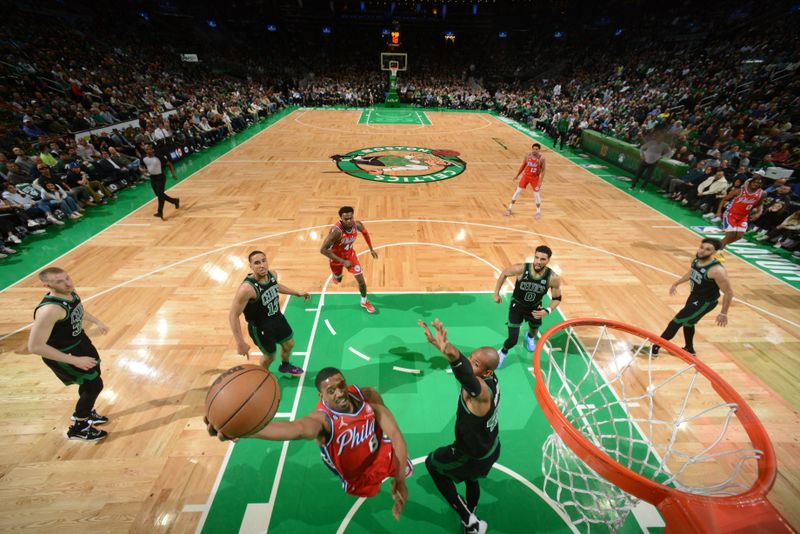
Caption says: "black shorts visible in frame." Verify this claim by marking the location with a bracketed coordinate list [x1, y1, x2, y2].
[673, 298, 718, 327]
[426, 441, 501, 483]
[43, 336, 101, 386]
[508, 299, 542, 330]
[247, 315, 293, 356]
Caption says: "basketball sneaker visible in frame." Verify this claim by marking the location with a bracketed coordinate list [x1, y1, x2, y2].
[71, 409, 109, 426]
[525, 333, 537, 352]
[278, 362, 304, 376]
[714, 250, 726, 264]
[361, 300, 376, 313]
[534, 210, 541, 220]
[497, 348, 508, 369]
[681, 347, 697, 357]
[462, 513, 487, 534]
[66, 421, 108, 442]
[649, 345, 661, 357]
[503, 208, 512, 217]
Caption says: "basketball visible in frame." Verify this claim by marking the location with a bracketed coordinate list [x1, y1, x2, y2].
[205, 364, 281, 438]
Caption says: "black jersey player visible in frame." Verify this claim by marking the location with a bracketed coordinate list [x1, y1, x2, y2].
[653, 238, 733, 357]
[419, 319, 500, 534]
[493, 245, 562, 367]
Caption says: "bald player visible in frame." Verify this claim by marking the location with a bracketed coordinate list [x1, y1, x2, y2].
[419, 319, 501, 534]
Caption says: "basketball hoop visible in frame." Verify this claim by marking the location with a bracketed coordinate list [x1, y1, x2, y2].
[388, 60, 399, 78]
[534, 318, 795, 533]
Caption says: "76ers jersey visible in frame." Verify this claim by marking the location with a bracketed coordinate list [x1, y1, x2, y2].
[726, 181, 762, 218]
[329, 221, 359, 257]
[521, 154, 542, 178]
[317, 385, 394, 496]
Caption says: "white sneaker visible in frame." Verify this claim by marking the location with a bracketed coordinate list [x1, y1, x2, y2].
[534, 210, 541, 220]
[710, 216, 722, 223]
[27, 219, 37, 227]
[503, 208, 512, 217]
[47, 215, 65, 226]
[702, 212, 715, 219]
[69, 213, 81, 220]
[463, 513, 488, 534]
[8, 234, 21, 244]
[497, 349, 507, 369]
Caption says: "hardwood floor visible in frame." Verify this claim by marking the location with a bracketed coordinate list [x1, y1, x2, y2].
[0, 109, 797, 532]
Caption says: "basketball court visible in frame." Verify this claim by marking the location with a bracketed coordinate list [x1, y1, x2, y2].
[0, 108, 798, 533]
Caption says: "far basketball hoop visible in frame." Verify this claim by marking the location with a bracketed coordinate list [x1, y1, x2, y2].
[380, 53, 406, 107]
[388, 60, 399, 79]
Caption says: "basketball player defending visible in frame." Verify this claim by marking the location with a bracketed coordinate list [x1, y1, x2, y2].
[320, 206, 378, 313]
[652, 238, 733, 357]
[28, 267, 110, 441]
[494, 245, 561, 367]
[229, 251, 308, 376]
[504, 142, 546, 219]
[718, 173, 765, 257]
[206, 367, 412, 519]
[419, 319, 500, 534]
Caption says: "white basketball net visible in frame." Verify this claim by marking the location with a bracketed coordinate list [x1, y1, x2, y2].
[538, 324, 764, 533]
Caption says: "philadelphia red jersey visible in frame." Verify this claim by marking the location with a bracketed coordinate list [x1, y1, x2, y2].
[519, 153, 542, 178]
[329, 221, 359, 257]
[726, 181, 763, 219]
[317, 384, 397, 497]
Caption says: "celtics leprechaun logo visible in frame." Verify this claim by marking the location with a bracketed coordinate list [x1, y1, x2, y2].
[330, 146, 466, 183]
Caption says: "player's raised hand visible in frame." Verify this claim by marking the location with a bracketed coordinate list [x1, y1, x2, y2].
[391, 476, 407, 520]
[419, 319, 449, 353]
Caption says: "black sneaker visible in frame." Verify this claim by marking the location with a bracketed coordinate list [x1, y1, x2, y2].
[66, 423, 108, 441]
[278, 362, 304, 376]
[174, 198, 180, 209]
[681, 347, 697, 357]
[650, 344, 661, 357]
[462, 513, 487, 534]
[71, 409, 108, 425]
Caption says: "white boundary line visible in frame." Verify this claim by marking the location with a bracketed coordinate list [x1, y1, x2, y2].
[0, 108, 296, 294]
[348, 347, 371, 361]
[2, 218, 796, 341]
[324, 319, 337, 336]
[392, 366, 421, 375]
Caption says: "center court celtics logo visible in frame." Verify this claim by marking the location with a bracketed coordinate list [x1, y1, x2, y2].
[331, 146, 466, 183]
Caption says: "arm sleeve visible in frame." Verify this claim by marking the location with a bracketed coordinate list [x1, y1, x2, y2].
[450, 351, 482, 397]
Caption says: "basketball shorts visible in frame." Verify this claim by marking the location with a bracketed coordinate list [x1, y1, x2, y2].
[722, 211, 748, 233]
[344, 441, 414, 498]
[43, 336, 101, 386]
[518, 173, 541, 190]
[426, 440, 501, 483]
[508, 299, 543, 330]
[673, 298, 719, 327]
[329, 250, 362, 277]
[247, 315, 293, 356]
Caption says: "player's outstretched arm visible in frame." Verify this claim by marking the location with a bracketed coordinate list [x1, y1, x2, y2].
[493, 263, 524, 303]
[355, 221, 378, 259]
[419, 319, 460, 362]
[709, 266, 733, 327]
[277, 282, 310, 301]
[82, 310, 109, 335]
[361, 388, 408, 520]
[669, 270, 692, 296]
[229, 283, 255, 356]
[206, 412, 329, 442]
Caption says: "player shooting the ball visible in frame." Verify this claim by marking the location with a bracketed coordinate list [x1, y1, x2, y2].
[205, 367, 412, 519]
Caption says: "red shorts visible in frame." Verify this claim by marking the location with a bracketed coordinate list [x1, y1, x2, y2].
[329, 249, 362, 277]
[518, 173, 541, 190]
[344, 441, 414, 498]
[723, 211, 748, 233]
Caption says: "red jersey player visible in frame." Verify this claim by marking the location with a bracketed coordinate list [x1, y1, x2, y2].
[719, 173, 765, 254]
[320, 206, 378, 313]
[504, 142, 546, 219]
[205, 367, 411, 519]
